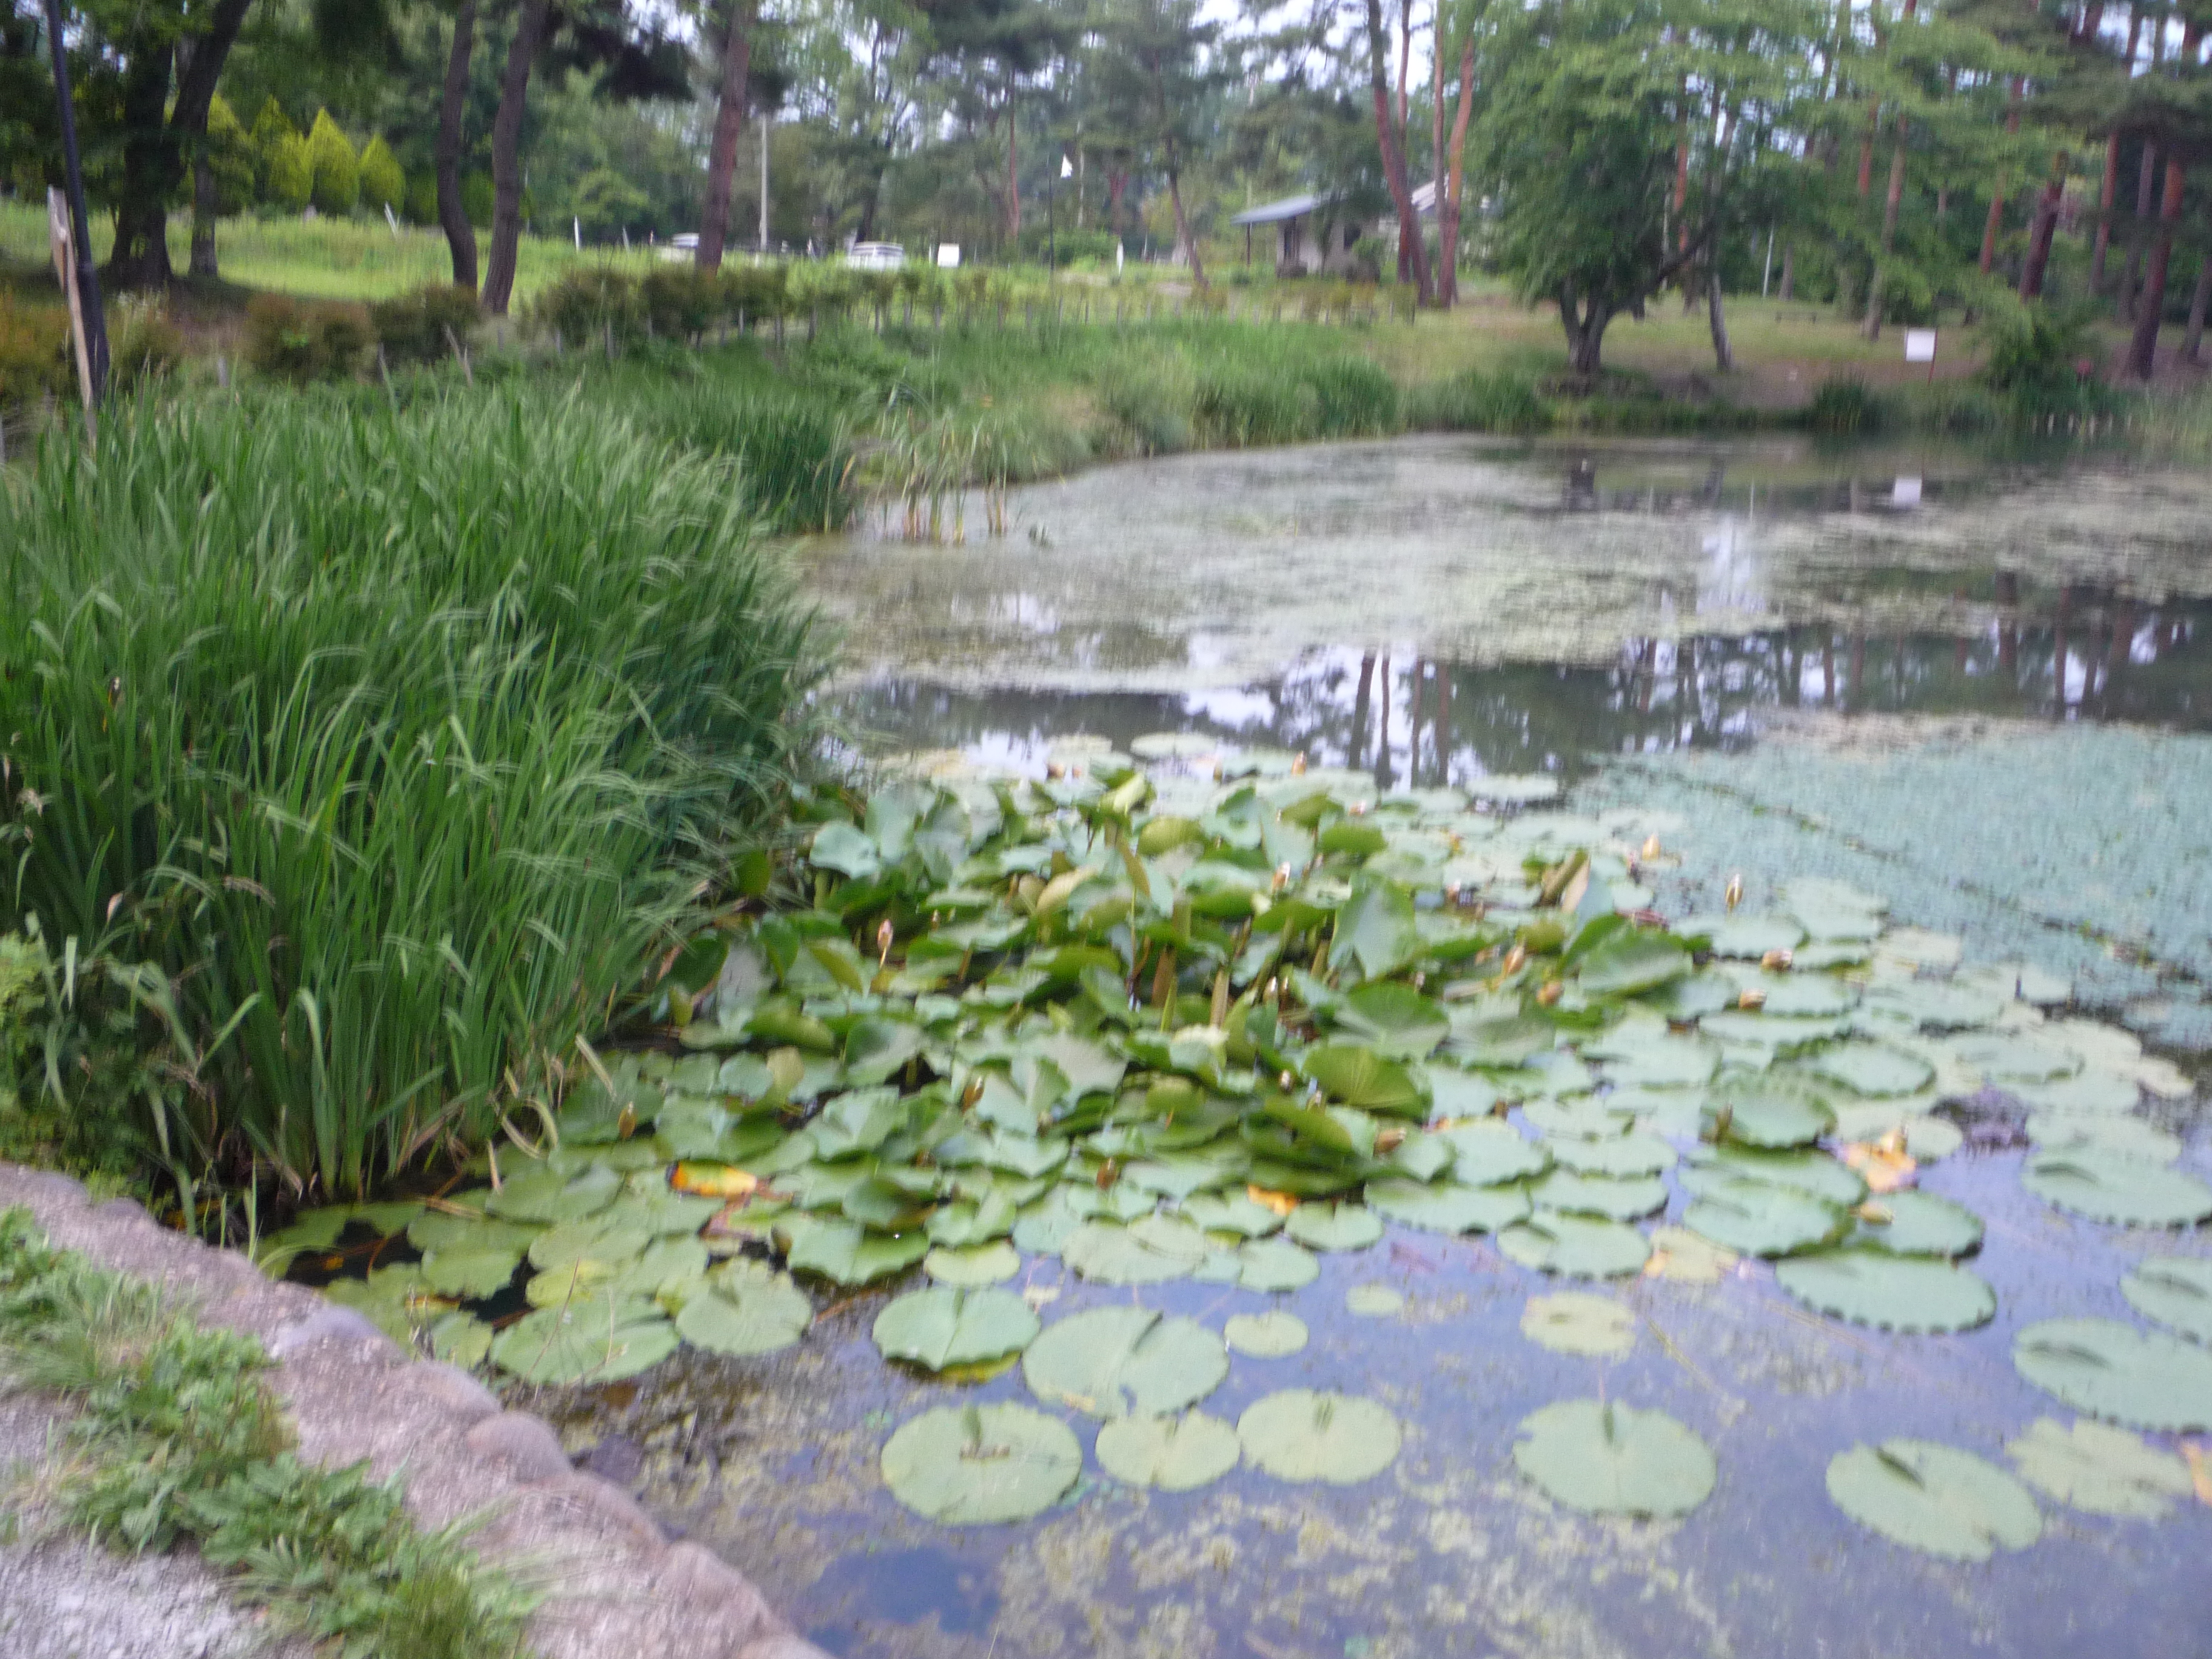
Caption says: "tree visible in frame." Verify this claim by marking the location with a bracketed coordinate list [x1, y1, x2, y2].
[1095, 0, 1223, 283]
[697, 0, 758, 270]
[307, 109, 360, 215]
[437, 1, 482, 292]
[268, 129, 315, 210]
[1363, 0, 1430, 303]
[359, 133, 406, 213]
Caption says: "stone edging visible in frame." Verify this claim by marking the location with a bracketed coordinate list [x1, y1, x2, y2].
[0, 1165, 826, 1659]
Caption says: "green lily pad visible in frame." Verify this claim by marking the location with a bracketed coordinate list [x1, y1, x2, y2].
[1238, 1236, 1322, 1292]
[491, 1297, 678, 1384]
[2012, 1318, 2212, 1431]
[675, 1260, 814, 1356]
[1435, 1120, 1552, 1184]
[873, 1286, 1040, 1372]
[1828, 1105, 1963, 1162]
[1805, 1042, 1936, 1099]
[622, 1190, 728, 1236]
[1826, 1440, 2041, 1561]
[881, 1404, 1082, 1524]
[2120, 1256, 2212, 1344]
[1846, 1191, 1983, 1258]
[1284, 1202, 1384, 1252]
[1527, 1170, 1667, 1221]
[428, 1310, 493, 1369]
[924, 1241, 1021, 1285]
[1178, 1191, 1284, 1238]
[2010, 1071, 2140, 1115]
[1224, 1310, 1309, 1357]
[1062, 1215, 1210, 1284]
[1364, 1178, 1530, 1234]
[1683, 1145, 1866, 1207]
[485, 1162, 621, 1225]
[1095, 1411, 1241, 1492]
[405, 1212, 540, 1256]
[1022, 1306, 1228, 1419]
[2028, 1114, 2182, 1164]
[1520, 1293, 1636, 1357]
[2003, 1418, 2194, 1518]
[1860, 980, 2002, 1031]
[1512, 1400, 1714, 1517]
[1236, 1390, 1402, 1485]
[1333, 982, 1450, 1058]
[782, 1217, 931, 1285]
[321, 1265, 442, 1345]
[1774, 1251, 1997, 1333]
[1680, 914, 1805, 959]
[1575, 935, 1693, 997]
[1950, 1032, 2079, 1084]
[1303, 1044, 1426, 1117]
[1522, 1098, 1630, 1140]
[1345, 1285, 1405, 1318]
[1497, 1214, 1652, 1278]
[1647, 1225, 1739, 1285]
[1713, 1080, 1834, 1150]
[255, 1202, 430, 1273]
[419, 1239, 527, 1299]
[529, 1219, 654, 1273]
[1755, 975, 1861, 1018]
[1549, 1133, 1675, 1178]
[1467, 773, 1560, 803]
[1683, 1176, 1846, 1259]
[2022, 1149, 2212, 1227]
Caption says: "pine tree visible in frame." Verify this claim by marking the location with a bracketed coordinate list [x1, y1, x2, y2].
[250, 98, 300, 201]
[358, 136, 406, 215]
[307, 111, 361, 216]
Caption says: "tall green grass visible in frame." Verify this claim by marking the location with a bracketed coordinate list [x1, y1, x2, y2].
[0, 390, 823, 1202]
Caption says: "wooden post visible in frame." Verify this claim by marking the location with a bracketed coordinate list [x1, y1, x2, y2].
[47, 189, 96, 447]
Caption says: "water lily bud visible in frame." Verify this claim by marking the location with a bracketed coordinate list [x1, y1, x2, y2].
[1047, 760, 1066, 780]
[1724, 873, 1743, 912]
[1641, 834, 1662, 860]
[1501, 943, 1527, 975]
[1537, 980, 1563, 1006]
[1291, 752, 1307, 775]
[1761, 948, 1794, 971]
[1737, 988, 1767, 1010]
[1350, 800, 1369, 817]
[1375, 1126, 1407, 1153]
[1279, 1070, 1295, 1090]
[1272, 863, 1292, 893]
[876, 918, 896, 961]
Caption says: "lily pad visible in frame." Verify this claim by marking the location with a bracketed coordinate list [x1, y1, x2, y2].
[1805, 1042, 1936, 1099]
[1364, 1178, 1530, 1234]
[1550, 1133, 1675, 1179]
[2120, 1256, 2212, 1344]
[1303, 1044, 1426, 1116]
[418, 1238, 528, 1298]
[1647, 1226, 1738, 1285]
[1527, 1170, 1667, 1221]
[2003, 1418, 2194, 1518]
[881, 1404, 1082, 1524]
[782, 1218, 931, 1285]
[2022, 1149, 2212, 1228]
[2028, 1114, 2182, 1164]
[1683, 1145, 1866, 1207]
[1521, 1293, 1636, 1357]
[1062, 1215, 1211, 1284]
[675, 1260, 814, 1356]
[491, 1297, 679, 1385]
[428, 1310, 493, 1369]
[1713, 1081, 1834, 1150]
[1345, 1285, 1405, 1318]
[1023, 1306, 1228, 1419]
[1522, 1097, 1627, 1139]
[2010, 1071, 2140, 1116]
[1774, 1251, 1997, 1333]
[1236, 1390, 1402, 1485]
[321, 1265, 440, 1346]
[1095, 1412, 1241, 1492]
[1238, 1236, 1322, 1292]
[1223, 1311, 1309, 1357]
[2012, 1318, 2212, 1431]
[1846, 1191, 1984, 1258]
[873, 1286, 1041, 1372]
[1178, 1191, 1285, 1238]
[486, 1162, 621, 1225]
[1497, 1214, 1652, 1278]
[1683, 1176, 1846, 1258]
[1681, 914, 1805, 959]
[925, 1241, 1022, 1285]
[1333, 982, 1451, 1058]
[1512, 1400, 1714, 1518]
[1575, 935, 1693, 997]
[1435, 1120, 1552, 1185]
[1284, 1202, 1384, 1252]
[1826, 1440, 2042, 1561]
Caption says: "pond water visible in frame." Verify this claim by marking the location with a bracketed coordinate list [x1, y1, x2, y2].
[338, 438, 2212, 1659]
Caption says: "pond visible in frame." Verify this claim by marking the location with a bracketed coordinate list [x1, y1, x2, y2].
[294, 437, 2212, 1659]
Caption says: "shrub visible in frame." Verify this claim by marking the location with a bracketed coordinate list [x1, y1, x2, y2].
[366, 283, 481, 366]
[204, 94, 257, 215]
[1096, 361, 1195, 454]
[641, 265, 719, 340]
[306, 111, 359, 216]
[0, 392, 825, 1199]
[403, 173, 438, 226]
[109, 297, 184, 395]
[358, 135, 405, 215]
[243, 293, 370, 384]
[0, 294, 70, 411]
[267, 132, 313, 213]
[1406, 369, 1546, 433]
[1192, 365, 1316, 446]
[526, 267, 643, 352]
[1980, 300, 2108, 417]
[248, 97, 297, 199]
[1303, 357, 1399, 436]
[1805, 376, 1888, 435]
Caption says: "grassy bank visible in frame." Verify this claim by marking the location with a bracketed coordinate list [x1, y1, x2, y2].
[0, 390, 822, 1210]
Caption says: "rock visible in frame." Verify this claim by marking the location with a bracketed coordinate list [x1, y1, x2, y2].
[737, 1637, 837, 1659]
[267, 1305, 394, 1359]
[410, 1362, 502, 1426]
[0, 1169, 88, 1210]
[464, 1410, 572, 1483]
[534, 1469, 665, 1546]
[653, 1543, 777, 1647]
[581, 1433, 645, 1486]
[92, 1197, 149, 1223]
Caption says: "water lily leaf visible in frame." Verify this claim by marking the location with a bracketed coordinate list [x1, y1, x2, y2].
[1062, 1215, 1210, 1284]
[1238, 1236, 1322, 1292]
[2013, 1318, 2212, 1431]
[1751, 975, 1860, 1019]
[926, 1241, 1021, 1285]
[1521, 1293, 1636, 1357]
[420, 1239, 527, 1299]
[491, 1297, 678, 1385]
[1775, 1250, 1996, 1333]
[1637, 972, 1736, 1021]
[2010, 1071, 2140, 1115]
[1646, 1226, 1738, 1284]
[811, 821, 881, 879]
[1678, 914, 1805, 959]
[1806, 1042, 1936, 1099]
[1303, 1045, 1427, 1117]
[1521, 1098, 1630, 1140]
[1179, 1191, 1284, 1238]
[927, 1190, 1020, 1248]
[1826, 1439, 2041, 1561]
[429, 1310, 493, 1369]
[1860, 980, 2002, 1031]
[1498, 1214, 1652, 1278]
[1949, 1031, 2079, 1084]
[1698, 1010, 1848, 1053]
[1528, 1170, 1667, 1221]
[1284, 1202, 1384, 1252]
[1345, 1284, 1404, 1318]
[1713, 1077, 1834, 1149]
[1009, 1191, 1088, 1255]
[1364, 1178, 1530, 1234]
[1575, 934, 1692, 997]
[405, 1212, 539, 1255]
[1512, 1400, 1714, 1517]
[1435, 1121, 1551, 1185]
[1683, 1176, 1846, 1258]
[1847, 1191, 1983, 1257]
[845, 1018, 925, 1086]
[1386, 1129, 1456, 1182]
[1096, 1411, 1241, 1492]
[1828, 1106, 1962, 1162]
[1330, 883, 1421, 980]
[1121, 1154, 1240, 1200]
[2120, 1257, 2212, 1344]
[1237, 1390, 1402, 1485]
[811, 1087, 908, 1160]
[782, 1218, 930, 1285]
[675, 1259, 813, 1356]
[2022, 1149, 2212, 1227]
[1022, 1306, 1228, 1419]
[529, 1219, 654, 1275]
[486, 1162, 621, 1225]
[625, 1190, 729, 1236]
[2003, 1418, 2194, 1518]
[1550, 1133, 1674, 1179]
[1224, 1311, 1309, 1357]
[1467, 774, 1560, 804]
[881, 1403, 1082, 1524]
[873, 1286, 1040, 1371]
[2028, 1113, 2182, 1164]
[1423, 1068, 1505, 1120]
[1333, 982, 1450, 1058]
[1592, 1033, 1718, 1089]
[321, 1265, 442, 1345]
[254, 1203, 426, 1274]
[1682, 1145, 1866, 1207]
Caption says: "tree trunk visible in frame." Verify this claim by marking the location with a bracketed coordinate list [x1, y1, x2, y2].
[1438, 35, 1475, 309]
[437, 0, 480, 292]
[2090, 132, 2120, 291]
[1364, 0, 1430, 304]
[2122, 139, 2159, 320]
[1005, 91, 1021, 242]
[1107, 170, 1128, 236]
[481, 0, 551, 316]
[1167, 152, 1203, 288]
[2185, 247, 2212, 363]
[1865, 124, 1906, 340]
[697, 0, 753, 271]
[1979, 79, 2023, 275]
[1709, 257, 1732, 369]
[1778, 244, 1795, 301]
[1558, 283, 1610, 376]
[2019, 155, 2066, 299]
[1431, 22, 1446, 303]
[190, 156, 219, 276]
[107, 44, 178, 289]
[2128, 155, 2186, 380]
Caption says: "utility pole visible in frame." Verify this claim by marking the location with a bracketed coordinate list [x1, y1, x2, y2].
[41, 0, 107, 401]
[759, 113, 769, 251]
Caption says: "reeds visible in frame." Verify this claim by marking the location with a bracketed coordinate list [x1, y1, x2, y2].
[0, 390, 824, 1201]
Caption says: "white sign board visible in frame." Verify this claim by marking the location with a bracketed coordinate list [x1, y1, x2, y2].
[1903, 329, 1937, 364]
[936, 244, 962, 269]
[1892, 475, 1923, 508]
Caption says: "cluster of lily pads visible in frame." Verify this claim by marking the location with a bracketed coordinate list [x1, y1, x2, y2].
[262, 736, 2212, 1546]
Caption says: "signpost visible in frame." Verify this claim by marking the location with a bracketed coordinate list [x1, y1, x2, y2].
[1904, 328, 1937, 383]
[41, 0, 106, 426]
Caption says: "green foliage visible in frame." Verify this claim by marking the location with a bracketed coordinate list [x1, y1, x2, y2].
[249, 98, 300, 201]
[1192, 364, 1316, 446]
[366, 284, 483, 366]
[1979, 301, 2108, 417]
[109, 298, 184, 395]
[203, 95, 258, 217]
[0, 394, 824, 1199]
[403, 173, 438, 227]
[357, 137, 406, 216]
[1805, 377, 1888, 436]
[244, 293, 372, 384]
[1302, 357, 1398, 437]
[526, 267, 648, 351]
[461, 170, 495, 229]
[598, 366, 858, 535]
[0, 1211, 532, 1658]
[267, 133, 315, 213]
[0, 293, 70, 411]
[1406, 369, 1547, 434]
[641, 266, 722, 339]
[307, 112, 360, 217]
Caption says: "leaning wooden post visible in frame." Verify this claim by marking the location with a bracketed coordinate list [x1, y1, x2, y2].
[46, 189, 96, 447]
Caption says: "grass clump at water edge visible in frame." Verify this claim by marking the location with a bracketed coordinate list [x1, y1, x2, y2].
[0, 1207, 534, 1657]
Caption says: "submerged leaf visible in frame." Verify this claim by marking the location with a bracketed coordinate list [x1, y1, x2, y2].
[2005, 1418, 2193, 1518]
[1520, 1293, 1637, 1357]
[1223, 1310, 1309, 1357]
